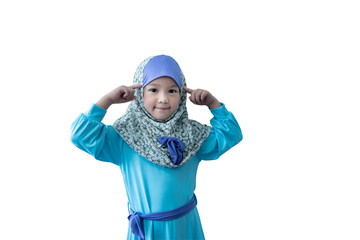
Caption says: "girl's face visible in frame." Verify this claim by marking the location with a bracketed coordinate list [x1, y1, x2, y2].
[143, 77, 181, 120]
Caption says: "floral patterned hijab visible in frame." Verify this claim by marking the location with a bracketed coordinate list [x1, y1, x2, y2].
[113, 55, 211, 168]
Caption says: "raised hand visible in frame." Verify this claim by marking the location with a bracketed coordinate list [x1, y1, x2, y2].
[183, 86, 221, 109]
[96, 84, 142, 110]
[107, 84, 142, 104]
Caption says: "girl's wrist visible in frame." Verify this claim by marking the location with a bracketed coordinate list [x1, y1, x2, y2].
[96, 95, 113, 110]
[207, 99, 222, 109]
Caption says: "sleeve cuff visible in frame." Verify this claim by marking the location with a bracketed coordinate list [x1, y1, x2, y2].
[85, 104, 107, 122]
[209, 103, 232, 119]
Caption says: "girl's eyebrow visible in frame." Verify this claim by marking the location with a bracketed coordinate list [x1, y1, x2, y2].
[147, 83, 178, 88]
[146, 83, 159, 87]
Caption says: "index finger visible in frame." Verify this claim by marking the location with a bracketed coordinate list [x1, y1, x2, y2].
[130, 84, 143, 89]
[182, 86, 193, 94]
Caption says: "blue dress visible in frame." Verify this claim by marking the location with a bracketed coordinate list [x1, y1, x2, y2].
[71, 104, 242, 240]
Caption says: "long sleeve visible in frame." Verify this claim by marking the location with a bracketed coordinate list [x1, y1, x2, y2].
[70, 104, 122, 165]
[196, 103, 243, 160]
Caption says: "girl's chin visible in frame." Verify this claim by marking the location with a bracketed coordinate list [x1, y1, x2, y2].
[151, 111, 173, 120]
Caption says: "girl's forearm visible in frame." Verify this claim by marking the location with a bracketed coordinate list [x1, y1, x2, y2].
[95, 95, 113, 110]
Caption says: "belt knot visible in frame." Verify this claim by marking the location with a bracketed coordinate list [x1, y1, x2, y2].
[128, 211, 145, 240]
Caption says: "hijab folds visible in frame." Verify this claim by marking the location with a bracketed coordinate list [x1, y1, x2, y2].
[113, 55, 211, 168]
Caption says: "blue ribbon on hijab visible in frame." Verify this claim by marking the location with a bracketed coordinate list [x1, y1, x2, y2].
[157, 137, 185, 165]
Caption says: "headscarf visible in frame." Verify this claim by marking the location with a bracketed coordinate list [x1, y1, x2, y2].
[113, 55, 211, 168]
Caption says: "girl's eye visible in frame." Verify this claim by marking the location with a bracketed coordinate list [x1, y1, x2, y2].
[169, 89, 178, 93]
[149, 88, 157, 93]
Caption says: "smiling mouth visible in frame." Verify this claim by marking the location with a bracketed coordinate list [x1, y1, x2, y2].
[155, 107, 170, 110]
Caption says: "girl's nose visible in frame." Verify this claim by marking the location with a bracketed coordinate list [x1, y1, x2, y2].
[158, 91, 169, 103]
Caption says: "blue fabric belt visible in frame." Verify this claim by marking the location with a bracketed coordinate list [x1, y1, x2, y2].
[127, 194, 197, 240]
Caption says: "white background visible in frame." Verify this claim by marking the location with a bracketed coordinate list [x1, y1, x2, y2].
[1, 0, 359, 239]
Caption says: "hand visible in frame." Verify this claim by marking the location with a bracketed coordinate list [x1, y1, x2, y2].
[107, 84, 142, 104]
[183, 86, 222, 109]
[96, 84, 142, 110]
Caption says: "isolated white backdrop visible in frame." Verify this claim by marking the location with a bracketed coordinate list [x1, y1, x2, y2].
[1, 0, 359, 239]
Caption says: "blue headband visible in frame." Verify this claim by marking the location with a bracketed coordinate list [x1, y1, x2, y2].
[143, 55, 182, 90]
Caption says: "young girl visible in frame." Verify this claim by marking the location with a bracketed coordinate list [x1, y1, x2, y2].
[71, 55, 242, 240]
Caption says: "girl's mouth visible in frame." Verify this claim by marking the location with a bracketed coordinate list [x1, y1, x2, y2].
[155, 107, 170, 110]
